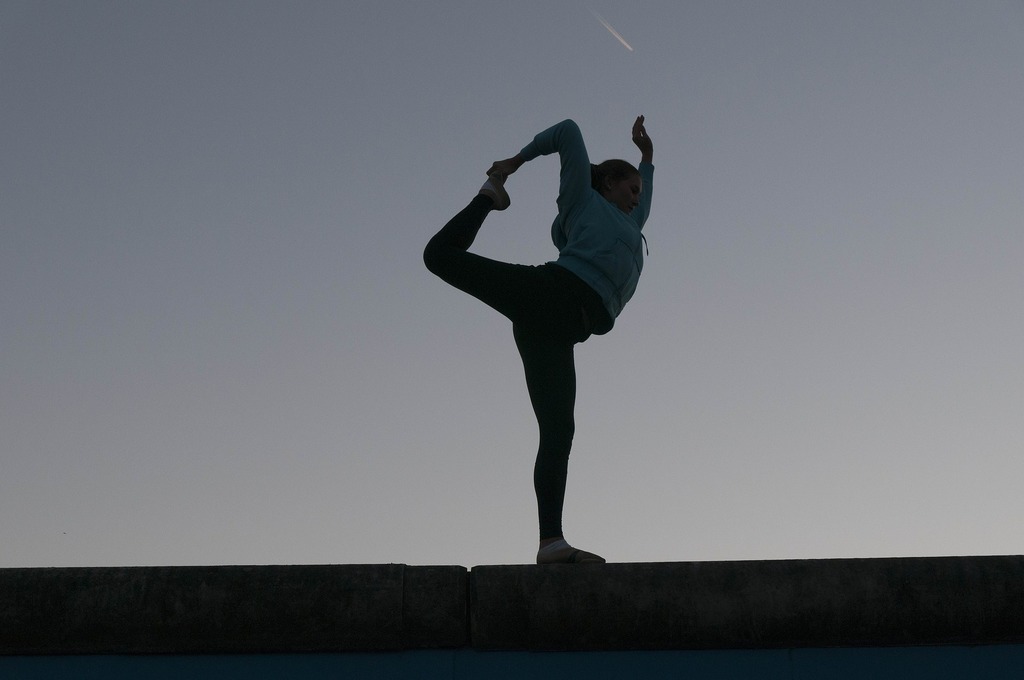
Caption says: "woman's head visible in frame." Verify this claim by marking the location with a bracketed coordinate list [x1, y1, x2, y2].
[591, 159, 642, 214]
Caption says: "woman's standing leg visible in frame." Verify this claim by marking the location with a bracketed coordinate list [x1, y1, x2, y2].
[513, 326, 576, 541]
[514, 325, 606, 564]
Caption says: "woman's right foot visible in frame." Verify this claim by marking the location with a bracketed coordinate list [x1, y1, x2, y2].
[536, 538, 606, 564]
[479, 174, 510, 211]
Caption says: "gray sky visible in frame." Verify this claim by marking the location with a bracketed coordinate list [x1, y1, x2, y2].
[3, 0, 1022, 568]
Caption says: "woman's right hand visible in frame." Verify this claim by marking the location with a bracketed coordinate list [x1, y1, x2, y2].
[632, 115, 653, 163]
[487, 155, 524, 178]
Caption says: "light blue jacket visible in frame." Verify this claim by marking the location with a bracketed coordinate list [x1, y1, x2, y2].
[519, 119, 654, 330]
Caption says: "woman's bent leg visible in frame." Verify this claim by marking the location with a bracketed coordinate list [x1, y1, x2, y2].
[423, 195, 492, 266]
[424, 195, 539, 322]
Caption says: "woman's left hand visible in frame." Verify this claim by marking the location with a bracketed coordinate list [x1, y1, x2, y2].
[632, 115, 653, 163]
[487, 155, 524, 179]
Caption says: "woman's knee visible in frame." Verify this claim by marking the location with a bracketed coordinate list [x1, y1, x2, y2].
[423, 241, 439, 274]
[423, 237, 451, 277]
[538, 419, 575, 453]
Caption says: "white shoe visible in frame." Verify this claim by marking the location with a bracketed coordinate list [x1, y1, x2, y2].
[479, 174, 510, 210]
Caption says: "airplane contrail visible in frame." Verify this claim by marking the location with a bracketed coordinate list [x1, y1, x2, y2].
[591, 10, 634, 52]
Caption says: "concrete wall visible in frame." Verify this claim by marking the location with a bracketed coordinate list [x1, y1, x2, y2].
[3, 556, 1024, 677]
[471, 556, 1024, 650]
[0, 564, 467, 654]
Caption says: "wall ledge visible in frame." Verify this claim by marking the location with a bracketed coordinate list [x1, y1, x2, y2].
[3, 555, 1023, 654]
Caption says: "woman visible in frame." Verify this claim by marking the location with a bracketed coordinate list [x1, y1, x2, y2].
[424, 117, 654, 564]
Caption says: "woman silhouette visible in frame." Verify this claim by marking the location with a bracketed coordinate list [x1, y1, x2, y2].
[424, 117, 654, 564]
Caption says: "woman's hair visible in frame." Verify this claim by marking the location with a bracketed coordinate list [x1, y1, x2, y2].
[591, 159, 640, 193]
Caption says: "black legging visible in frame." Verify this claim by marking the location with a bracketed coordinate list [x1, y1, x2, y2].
[423, 195, 609, 540]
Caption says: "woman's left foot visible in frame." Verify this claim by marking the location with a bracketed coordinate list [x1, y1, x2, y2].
[479, 174, 510, 211]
